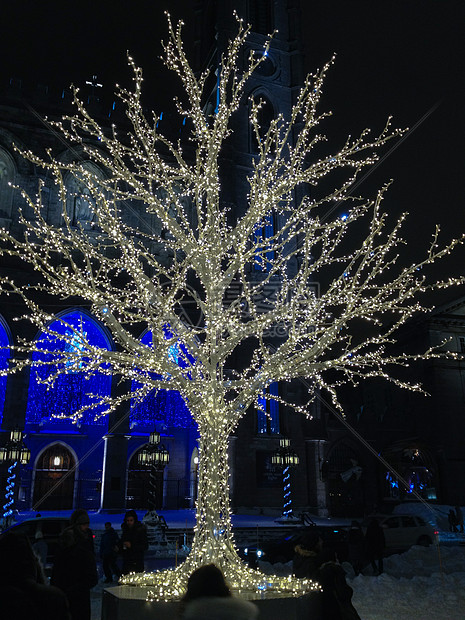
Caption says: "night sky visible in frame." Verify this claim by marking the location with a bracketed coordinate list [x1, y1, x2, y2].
[1, 0, 464, 292]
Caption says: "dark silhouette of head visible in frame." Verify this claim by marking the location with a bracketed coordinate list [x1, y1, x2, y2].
[182, 564, 231, 603]
[299, 531, 323, 552]
[0, 532, 39, 582]
[123, 509, 138, 528]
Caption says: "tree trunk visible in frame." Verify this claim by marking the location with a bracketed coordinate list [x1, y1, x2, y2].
[181, 420, 246, 578]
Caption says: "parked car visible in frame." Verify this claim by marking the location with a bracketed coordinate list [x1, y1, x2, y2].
[361, 514, 437, 550]
[240, 525, 349, 567]
[0, 516, 70, 568]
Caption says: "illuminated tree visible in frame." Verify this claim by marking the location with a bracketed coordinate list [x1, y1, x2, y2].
[0, 16, 462, 597]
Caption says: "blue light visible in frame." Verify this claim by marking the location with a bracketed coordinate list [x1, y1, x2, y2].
[257, 382, 279, 434]
[0, 319, 10, 426]
[25, 311, 112, 426]
[130, 329, 195, 429]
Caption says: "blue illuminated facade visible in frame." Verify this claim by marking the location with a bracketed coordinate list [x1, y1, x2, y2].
[25, 310, 112, 427]
[130, 329, 195, 430]
[0, 317, 10, 427]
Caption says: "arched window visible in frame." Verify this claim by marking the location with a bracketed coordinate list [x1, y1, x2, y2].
[257, 382, 279, 434]
[33, 443, 75, 510]
[0, 146, 15, 220]
[25, 310, 112, 427]
[0, 316, 11, 426]
[65, 162, 104, 229]
[130, 329, 195, 429]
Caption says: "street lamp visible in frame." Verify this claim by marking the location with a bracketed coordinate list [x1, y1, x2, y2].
[0, 429, 31, 527]
[272, 437, 299, 521]
[138, 431, 170, 512]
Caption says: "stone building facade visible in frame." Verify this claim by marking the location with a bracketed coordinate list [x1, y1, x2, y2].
[1, 1, 462, 519]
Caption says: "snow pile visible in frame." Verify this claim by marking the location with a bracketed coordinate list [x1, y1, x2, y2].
[258, 545, 465, 620]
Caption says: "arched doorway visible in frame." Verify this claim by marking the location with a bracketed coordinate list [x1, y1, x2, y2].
[326, 443, 365, 517]
[33, 444, 75, 510]
[126, 447, 164, 510]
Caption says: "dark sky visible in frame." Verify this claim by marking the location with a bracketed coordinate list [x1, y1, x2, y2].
[1, 0, 464, 289]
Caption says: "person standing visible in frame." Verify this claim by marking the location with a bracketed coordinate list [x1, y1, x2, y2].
[51, 509, 98, 620]
[347, 520, 365, 576]
[119, 509, 149, 574]
[365, 517, 385, 575]
[293, 531, 336, 579]
[455, 505, 464, 533]
[448, 509, 458, 532]
[100, 521, 121, 583]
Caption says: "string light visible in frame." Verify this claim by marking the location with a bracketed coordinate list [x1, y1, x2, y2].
[0, 13, 463, 599]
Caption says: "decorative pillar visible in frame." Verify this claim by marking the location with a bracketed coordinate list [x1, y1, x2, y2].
[99, 377, 131, 512]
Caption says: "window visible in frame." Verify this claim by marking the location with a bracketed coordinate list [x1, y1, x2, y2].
[25, 310, 112, 426]
[65, 162, 104, 229]
[384, 516, 400, 529]
[401, 516, 416, 528]
[0, 316, 10, 426]
[0, 147, 15, 219]
[257, 382, 279, 434]
[459, 337, 465, 353]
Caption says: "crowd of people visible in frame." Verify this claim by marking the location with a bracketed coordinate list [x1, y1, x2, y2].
[0, 508, 149, 620]
[2, 509, 431, 620]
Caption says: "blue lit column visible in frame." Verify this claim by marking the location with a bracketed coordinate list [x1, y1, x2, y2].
[272, 438, 299, 520]
[0, 430, 30, 528]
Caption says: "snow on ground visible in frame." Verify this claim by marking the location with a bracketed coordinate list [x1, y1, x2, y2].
[258, 545, 465, 620]
[13, 504, 464, 619]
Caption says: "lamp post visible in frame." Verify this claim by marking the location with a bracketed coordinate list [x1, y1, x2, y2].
[138, 431, 170, 513]
[272, 437, 299, 522]
[0, 429, 31, 528]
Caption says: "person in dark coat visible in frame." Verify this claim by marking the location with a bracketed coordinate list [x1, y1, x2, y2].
[181, 564, 258, 620]
[347, 520, 365, 576]
[365, 517, 385, 575]
[100, 521, 121, 583]
[455, 505, 464, 533]
[119, 509, 149, 574]
[316, 561, 362, 620]
[51, 509, 98, 620]
[0, 531, 70, 620]
[293, 531, 336, 579]
[448, 509, 458, 532]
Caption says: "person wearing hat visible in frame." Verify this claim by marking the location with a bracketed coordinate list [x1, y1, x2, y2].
[51, 509, 98, 620]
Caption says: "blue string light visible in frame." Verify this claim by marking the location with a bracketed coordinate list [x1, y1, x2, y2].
[282, 466, 292, 516]
[25, 311, 111, 426]
[2, 462, 17, 518]
[130, 329, 195, 429]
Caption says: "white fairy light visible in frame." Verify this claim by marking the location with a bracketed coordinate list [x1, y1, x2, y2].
[0, 14, 463, 599]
